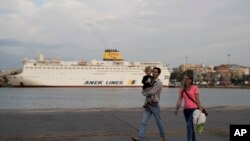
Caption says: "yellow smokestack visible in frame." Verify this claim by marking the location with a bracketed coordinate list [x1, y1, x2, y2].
[103, 49, 123, 61]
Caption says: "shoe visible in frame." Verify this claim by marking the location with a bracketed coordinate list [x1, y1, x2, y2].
[131, 136, 141, 141]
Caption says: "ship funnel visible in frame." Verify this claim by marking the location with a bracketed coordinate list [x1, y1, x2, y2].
[103, 49, 124, 61]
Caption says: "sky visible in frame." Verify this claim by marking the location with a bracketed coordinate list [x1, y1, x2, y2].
[0, 0, 249, 69]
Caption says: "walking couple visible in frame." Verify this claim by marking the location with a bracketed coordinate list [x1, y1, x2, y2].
[131, 66, 204, 141]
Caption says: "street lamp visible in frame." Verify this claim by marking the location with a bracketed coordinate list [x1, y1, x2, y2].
[227, 53, 232, 84]
[184, 57, 188, 74]
[227, 54, 231, 65]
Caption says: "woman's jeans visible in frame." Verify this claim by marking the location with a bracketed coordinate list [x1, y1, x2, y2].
[184, 108, 196, 141]
[138, 105, 165, 140]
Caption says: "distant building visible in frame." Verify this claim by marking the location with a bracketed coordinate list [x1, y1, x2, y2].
[214, 64, 231, 82]
[213, 64, 250, 85]
[179, 64, 214, 74]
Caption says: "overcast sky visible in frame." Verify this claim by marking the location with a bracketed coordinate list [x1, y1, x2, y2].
[0, 0, 249, 69]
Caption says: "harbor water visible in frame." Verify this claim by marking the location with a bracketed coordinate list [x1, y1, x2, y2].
[0, 87, 250, 109]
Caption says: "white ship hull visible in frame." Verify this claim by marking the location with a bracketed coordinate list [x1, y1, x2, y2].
[6, 51, 170, 87]
[6, 67, 170, 87]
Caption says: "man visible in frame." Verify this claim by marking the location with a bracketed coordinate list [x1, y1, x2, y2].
[131, 67, 165, 141]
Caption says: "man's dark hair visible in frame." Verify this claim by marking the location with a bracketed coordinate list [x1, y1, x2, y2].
[153, 67, 161, 74]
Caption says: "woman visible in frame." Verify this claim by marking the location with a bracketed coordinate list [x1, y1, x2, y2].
[174, 74, 203, 141]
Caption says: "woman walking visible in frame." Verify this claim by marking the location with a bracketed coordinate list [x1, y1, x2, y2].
[174, 74, 203, 141]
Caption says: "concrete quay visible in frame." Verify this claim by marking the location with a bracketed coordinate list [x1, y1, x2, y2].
[0, 106, 250, 141]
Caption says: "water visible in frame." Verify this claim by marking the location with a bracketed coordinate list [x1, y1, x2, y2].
[0, 88, 249, 109]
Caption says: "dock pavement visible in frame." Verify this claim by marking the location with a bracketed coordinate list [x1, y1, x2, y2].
[0, 106, 250, 141]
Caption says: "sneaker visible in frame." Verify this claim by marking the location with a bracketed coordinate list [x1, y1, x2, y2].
[131, 136, 141, 141]
[197, 124, 204, 134]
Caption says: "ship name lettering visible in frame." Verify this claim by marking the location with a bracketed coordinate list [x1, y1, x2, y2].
[105, 81, 123, 85]
[84, 81, 103, 85]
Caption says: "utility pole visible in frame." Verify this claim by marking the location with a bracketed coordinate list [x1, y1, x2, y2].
[227, 54, 231, 65]
[227, 53, 231, 84]
[184, 57, 188, 74]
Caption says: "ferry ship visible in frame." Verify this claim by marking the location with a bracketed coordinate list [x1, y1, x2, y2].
[6, 49, 170, 87]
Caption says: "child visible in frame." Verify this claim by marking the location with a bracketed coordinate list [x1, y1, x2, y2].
[142, 66, 157, 108]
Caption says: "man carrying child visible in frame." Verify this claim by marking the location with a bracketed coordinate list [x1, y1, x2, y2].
[131, 67, 165, 141]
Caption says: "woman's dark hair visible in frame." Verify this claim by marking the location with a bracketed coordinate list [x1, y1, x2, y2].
[185, 74, 193, 84]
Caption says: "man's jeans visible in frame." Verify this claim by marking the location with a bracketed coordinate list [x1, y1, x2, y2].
[138, 105, 165, 140]
[184, 109, 196, 141]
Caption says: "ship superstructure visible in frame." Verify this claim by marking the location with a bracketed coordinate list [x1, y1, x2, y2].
[6, 49, 170, 87]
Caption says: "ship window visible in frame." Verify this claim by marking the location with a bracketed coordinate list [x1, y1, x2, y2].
[164, 75, 167, 79]
[56, 67, 59, 69]
[43, 67, 46, 69]
[47, 67, 50, 69]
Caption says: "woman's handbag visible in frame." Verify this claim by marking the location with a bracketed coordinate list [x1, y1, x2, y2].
[184, 90, 208, 116]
